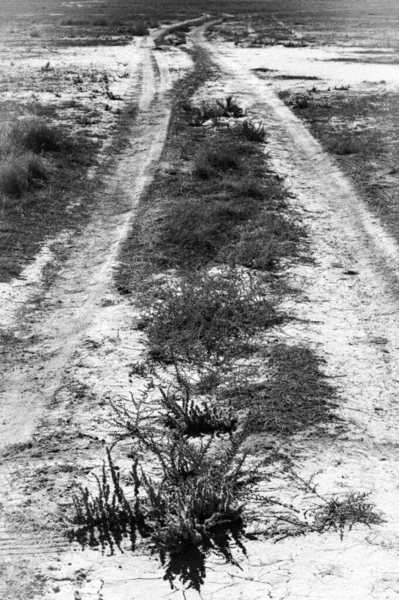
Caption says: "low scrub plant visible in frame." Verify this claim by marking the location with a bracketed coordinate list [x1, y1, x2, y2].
[138, 269, 279, 364]
[293, 95, 310, 109]
[160, 383, 238, 437]
[29, 27, 41, 38]
[21, 120, 64, 153]
[72, 437, 247, 591]
[225, 224, 279, 271]
[60, 17, 90, 26]
[230, 212, 303, 271]
[183, 96, 245, 127]
[313, 492, 384, 539]
[92, 17, 109, 27]
[216, 95, 245, 119]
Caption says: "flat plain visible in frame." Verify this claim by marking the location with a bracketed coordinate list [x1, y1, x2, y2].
[1, 2, 399, 599]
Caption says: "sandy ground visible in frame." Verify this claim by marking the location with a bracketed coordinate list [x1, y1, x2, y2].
[2, 19, 399, 600]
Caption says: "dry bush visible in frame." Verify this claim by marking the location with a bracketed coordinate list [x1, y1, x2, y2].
[241, 120, 266, 143]
[72, 436, 247, 591]
[313, 492, 384, 539]
[160, 383, 237, 437]
[138, 269, 279, 364]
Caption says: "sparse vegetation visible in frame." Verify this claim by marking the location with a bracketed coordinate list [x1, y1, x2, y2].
[0, 7, 392, 598]
[194, 144, 241, 177]
[92, 17, 109, 27]
[29, 26, 41, 38]
[117, 119, 301, 276]
[313, 492, 384, 539]
[182, 95, 245, 126]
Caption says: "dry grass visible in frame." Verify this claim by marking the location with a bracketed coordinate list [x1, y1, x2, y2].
[72, 437, 247, 591]
[0, 119, 66, 158]
[0, 115, 97, 281]
[194, 144, 241, 178]
[0, 154, 47, 197]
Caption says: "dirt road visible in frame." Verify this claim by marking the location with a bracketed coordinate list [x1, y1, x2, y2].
[2, 21, 399, 600]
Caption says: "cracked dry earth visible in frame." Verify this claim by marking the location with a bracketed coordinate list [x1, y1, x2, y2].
[2, 23, 399, 600]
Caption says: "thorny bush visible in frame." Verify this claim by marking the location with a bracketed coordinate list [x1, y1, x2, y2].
[137, 268, 280, 365]
[71, 433, 248, 591]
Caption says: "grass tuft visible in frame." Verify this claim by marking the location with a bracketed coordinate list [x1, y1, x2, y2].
[0, 154, 47, 197]
[130, 20, 149, 36]
[327, 135, 362, 155]
[0, 119, 66, 158]
[241, 119, 266, 142]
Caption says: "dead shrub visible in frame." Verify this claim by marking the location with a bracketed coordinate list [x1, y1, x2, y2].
[160, 383, 237, 437]
[138, 269, 279, 364]
[72, 437, 247, 591]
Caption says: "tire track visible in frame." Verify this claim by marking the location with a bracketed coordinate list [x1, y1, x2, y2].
[0, 37, 173, 580]
[0, 41, 171, 454]
[189, 30, 399, 599]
